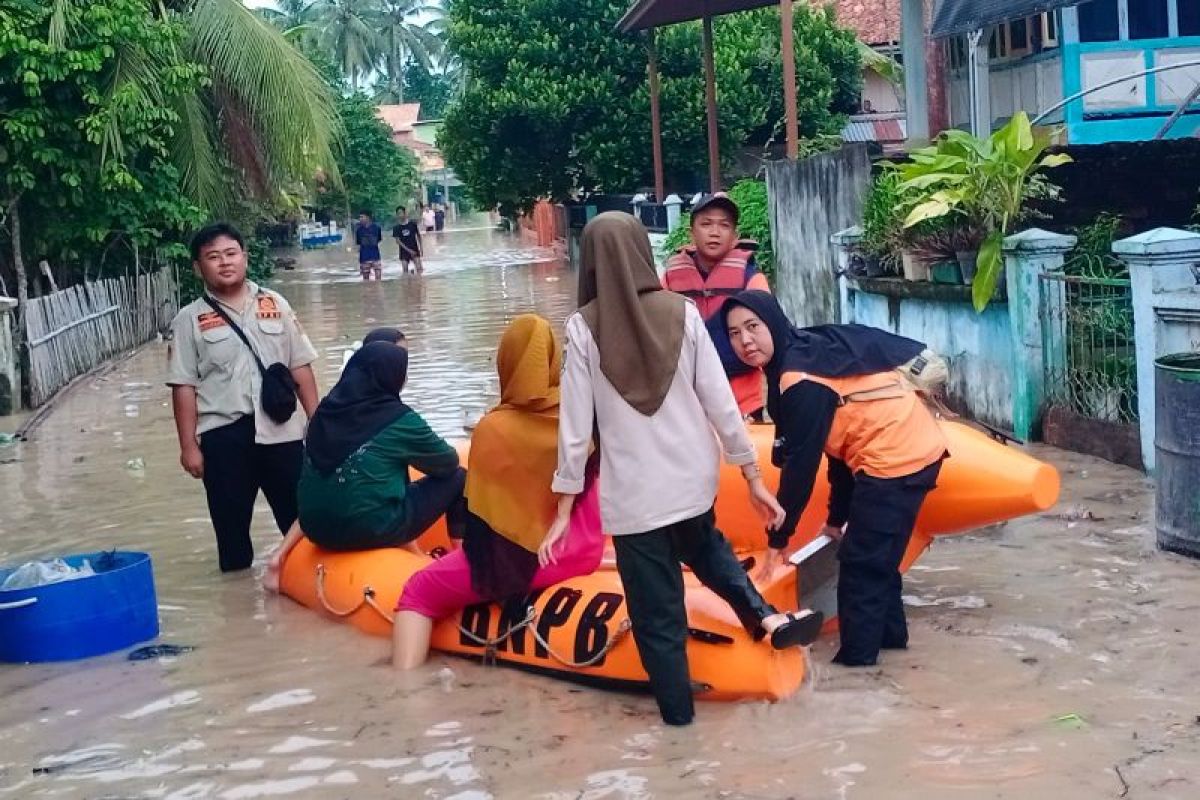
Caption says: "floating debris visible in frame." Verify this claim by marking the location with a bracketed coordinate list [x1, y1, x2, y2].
[128, 644, 195, 661]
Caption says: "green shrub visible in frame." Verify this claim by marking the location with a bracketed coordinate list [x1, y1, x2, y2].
[1064, 212, 1126, 278]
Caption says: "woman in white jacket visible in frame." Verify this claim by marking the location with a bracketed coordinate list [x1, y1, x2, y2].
[542, 212, 822, 726]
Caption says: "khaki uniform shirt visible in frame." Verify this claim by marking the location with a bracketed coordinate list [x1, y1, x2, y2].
[166, 282, 318, 444]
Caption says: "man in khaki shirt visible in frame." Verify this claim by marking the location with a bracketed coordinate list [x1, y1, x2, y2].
[167, 222, 319, 572]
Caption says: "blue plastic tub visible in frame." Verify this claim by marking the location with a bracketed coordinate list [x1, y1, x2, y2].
[0, 551, 159, 663]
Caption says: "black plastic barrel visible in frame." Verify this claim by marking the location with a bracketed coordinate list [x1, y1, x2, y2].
[1155, 353, 1200, 558]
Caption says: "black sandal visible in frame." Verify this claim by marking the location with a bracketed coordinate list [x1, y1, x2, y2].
[769, 610, 825, 649]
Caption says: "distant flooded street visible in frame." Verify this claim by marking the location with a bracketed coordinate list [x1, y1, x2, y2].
[1, 222, 1198, 799]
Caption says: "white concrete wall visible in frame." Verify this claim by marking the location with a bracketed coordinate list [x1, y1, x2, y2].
[862, 71, 904, 114]
[948, 53, 1065, 129]
[767, 146, 873, 327]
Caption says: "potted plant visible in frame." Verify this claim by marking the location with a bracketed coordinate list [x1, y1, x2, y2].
[884, 112, 1072, 310]
[860, 171, 905, 276]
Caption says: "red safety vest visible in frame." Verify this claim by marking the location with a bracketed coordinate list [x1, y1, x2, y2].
[662, 241, 759, 320]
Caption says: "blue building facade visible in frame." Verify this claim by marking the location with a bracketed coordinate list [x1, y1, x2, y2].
[945, 0, 1200, 143]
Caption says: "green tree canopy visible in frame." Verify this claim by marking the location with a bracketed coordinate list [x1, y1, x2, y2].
[438, 0, 860, 210]
[399, 60, 453, 119]
[314, 65, 421, 221]
[0, 0, 206, 304]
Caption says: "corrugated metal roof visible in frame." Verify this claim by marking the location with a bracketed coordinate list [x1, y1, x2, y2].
[841, 116, 907, 142]
[931, 0, 1091, 38]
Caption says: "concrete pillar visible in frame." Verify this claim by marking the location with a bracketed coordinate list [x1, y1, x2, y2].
[830, 226, 863, 324]
[664, 194, 683, 233]
[0, 296, 18, 416]
[1003, 228, 1076, 442]
[901, 0, 929, 142]
[1115, 228, 1200, 473]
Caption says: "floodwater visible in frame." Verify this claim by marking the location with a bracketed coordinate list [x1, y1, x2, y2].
[2, 223, 1199, 799]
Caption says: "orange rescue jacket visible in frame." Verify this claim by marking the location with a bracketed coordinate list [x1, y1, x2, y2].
[662, 242, 768, 321]
[782, 370, 948, 479]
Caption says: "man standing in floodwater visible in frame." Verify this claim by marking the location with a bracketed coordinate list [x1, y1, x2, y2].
[392, 205, 423, 274]
[355, 211, 384, 281]
[166, 222, 320, 572]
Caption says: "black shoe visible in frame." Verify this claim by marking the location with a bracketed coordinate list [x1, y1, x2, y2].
[832, 650, 878, 667]
[769, 610, 825, 649]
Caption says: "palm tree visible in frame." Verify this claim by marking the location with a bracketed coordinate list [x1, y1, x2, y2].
[257, 0, 322, 44]
[316, 0, 382, 91]
[376, 0, 445, 103]
[181, 0, 341, 208]
[48, 0, 341, 213]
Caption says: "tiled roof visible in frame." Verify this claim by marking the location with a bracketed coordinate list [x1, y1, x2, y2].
[817, 0, 902, 46]
[376, 103, 421, 134]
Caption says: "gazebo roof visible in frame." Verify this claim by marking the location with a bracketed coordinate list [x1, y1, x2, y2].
[617, 0, 779, 32]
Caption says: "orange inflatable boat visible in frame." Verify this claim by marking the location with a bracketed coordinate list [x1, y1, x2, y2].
[280, 421, 1059, 701]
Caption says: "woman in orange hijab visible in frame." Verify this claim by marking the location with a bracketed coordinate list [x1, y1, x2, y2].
[392, 315, 603, 668]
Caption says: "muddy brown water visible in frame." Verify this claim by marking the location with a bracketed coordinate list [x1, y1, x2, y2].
[1, 226, 1198, 799]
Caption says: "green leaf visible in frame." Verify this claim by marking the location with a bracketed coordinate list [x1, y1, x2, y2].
[1039, 153, 1073, 168]
[972, 231, 1005, 312]
[904, 199, 951, 228]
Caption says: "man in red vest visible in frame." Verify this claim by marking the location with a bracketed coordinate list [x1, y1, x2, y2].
[662, 193, 769, 418]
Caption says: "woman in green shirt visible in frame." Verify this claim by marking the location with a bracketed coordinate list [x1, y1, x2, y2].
[264, 340, 464, 590]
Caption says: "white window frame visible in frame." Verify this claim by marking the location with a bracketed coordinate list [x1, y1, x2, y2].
[1041, 11, 1060, 48]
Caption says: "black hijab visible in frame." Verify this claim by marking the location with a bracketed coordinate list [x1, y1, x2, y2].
[363, 326, 406, 346]
[721, 290, 925, 417]
[306, 341, 412, 476]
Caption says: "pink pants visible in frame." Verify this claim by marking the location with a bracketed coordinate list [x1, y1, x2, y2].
[397, 482, 603, 619]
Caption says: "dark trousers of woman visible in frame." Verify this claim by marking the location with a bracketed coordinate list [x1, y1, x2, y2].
[314, 467, 467, 551]
[834, 460, 942, 667]
[199, 416, 302, 573]
[390, 468, 467, 543]
[612, 509, 776, 726]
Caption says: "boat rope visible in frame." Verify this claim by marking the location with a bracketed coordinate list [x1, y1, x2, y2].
[529, 614, 633, 669]
[314, 566, 632, 669]
[456, 606, 538, 666]
[315, 564, 390, 622]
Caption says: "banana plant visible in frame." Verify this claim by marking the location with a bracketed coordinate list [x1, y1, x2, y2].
[889, 112, 1072, 311]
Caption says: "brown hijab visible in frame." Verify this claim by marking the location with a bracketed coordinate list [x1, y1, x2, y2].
[578, 212, 686, 416]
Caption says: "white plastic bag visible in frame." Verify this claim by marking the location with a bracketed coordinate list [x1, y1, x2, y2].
[1, 558, 95, 591]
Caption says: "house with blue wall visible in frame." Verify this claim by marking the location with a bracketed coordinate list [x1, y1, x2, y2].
[938, 0, 1200, 143]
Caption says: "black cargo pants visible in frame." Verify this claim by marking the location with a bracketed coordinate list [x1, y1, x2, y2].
[612, 509, 776, 726]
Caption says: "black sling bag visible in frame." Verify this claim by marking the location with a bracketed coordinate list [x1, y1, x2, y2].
[203, 295, 298, 424]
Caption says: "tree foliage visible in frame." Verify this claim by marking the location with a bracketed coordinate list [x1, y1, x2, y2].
[314, 68, 421, 221]
[0, 0, 341, 314]
[0, 0, 206, 300]
[400, 59, 454, 119]
[438, 0, 860, 210]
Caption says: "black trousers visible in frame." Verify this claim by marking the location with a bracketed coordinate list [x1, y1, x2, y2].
[613, 510, 776, 726]
[834, 460, 942, 666]
[199, 416, 303, 572]
[317, 468, 467, 551]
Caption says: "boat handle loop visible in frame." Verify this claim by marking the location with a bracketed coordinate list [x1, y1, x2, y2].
[0, 597, 38, 611]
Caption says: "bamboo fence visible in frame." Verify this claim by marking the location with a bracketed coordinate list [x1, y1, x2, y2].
[22, 270, 177, 407]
